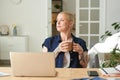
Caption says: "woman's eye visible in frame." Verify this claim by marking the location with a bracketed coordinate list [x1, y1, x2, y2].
[56, 19, 64, 22]
[60, 20, 64, 21]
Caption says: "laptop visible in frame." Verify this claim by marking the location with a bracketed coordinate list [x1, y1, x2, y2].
[10, 52, 56, 77]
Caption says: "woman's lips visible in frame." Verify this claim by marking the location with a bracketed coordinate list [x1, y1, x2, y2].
[57, 25, 61, 28]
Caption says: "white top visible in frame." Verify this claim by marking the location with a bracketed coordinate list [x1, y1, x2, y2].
[54, 47, 70, 68]
[63, 52, 70, 68]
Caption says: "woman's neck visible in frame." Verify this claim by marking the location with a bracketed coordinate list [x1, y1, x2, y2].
[60, 32, 72, 41]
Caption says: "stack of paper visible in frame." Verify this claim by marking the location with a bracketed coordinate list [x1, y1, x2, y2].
[99, 65, 120, 76]
[0, 72, 10, 77]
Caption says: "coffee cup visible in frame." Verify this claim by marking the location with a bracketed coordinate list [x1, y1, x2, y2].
[66, 41, 73, 51]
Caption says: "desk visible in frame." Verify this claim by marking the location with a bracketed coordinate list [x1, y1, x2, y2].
[0, 67, 120, 80]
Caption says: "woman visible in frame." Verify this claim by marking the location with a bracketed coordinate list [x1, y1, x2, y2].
[42, 12, 89, 68]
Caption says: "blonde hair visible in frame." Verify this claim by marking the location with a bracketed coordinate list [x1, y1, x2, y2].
[58, 12, 75, 24]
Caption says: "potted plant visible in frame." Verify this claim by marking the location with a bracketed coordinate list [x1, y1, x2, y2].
[100, 22, 120, 67]
[101, 22, 120, 40]
[54, 4, 61, 12]
[102, 44, 120, 67]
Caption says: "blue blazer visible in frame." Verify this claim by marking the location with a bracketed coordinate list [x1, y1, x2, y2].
[42, 34, 88, 68]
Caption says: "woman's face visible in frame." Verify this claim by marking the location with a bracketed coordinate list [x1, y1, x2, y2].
[56, 13, 71, 33]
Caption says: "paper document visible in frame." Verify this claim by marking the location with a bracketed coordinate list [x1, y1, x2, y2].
[99, 65, 120, 76]
[0, 72, 10, 77]
[101, 68, 120, 74]
[115, 65, 120, 70]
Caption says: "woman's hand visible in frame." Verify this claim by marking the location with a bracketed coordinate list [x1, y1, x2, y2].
[73, 42, 89, 68]
[73, 42, 83, 56]
[58, 41, 73, 52]
[79, 52, 89, 68]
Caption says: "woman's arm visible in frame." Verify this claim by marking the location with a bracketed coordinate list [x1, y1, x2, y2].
[73, 42, 89, 68]
[42, 46, 60, 58]
[79, 51, 89, 68]
[42, 46, 48, 52]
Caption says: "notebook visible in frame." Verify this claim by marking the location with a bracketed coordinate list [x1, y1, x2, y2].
[10, 52, 56, 77]
[99, 65, 120, 76]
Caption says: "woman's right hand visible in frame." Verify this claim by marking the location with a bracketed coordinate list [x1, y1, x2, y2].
[59, 41, 73, 52]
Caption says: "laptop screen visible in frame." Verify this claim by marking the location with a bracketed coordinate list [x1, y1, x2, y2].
[10, 52, 56, 77]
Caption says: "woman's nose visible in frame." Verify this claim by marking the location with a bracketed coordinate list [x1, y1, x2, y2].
[57, 20, 60, 24]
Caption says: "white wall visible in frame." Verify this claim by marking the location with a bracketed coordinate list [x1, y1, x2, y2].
[0, 0, 48, 52]
[0, 0, 120, 52]
[106, 0, 120, 33]
[63, 0, 75, 14]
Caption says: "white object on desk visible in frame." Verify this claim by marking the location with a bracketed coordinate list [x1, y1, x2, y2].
[99, 65, 120, 77]
[0, 72, 10, 76]
[88, 32, 120, 68]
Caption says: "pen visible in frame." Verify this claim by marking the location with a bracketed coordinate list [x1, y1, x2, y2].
[101, 68, 108, 74]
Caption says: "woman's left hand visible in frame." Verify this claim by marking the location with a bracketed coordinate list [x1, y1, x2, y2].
[73, 42, 83, 56]
[73, 42, 89, 68]
[80, 52, 89, 68]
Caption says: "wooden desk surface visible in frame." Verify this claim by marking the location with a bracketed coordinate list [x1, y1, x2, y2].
[0, 67, 120, 80]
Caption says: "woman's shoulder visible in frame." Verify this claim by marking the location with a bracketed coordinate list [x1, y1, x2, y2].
[45, 35, 60, 41]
